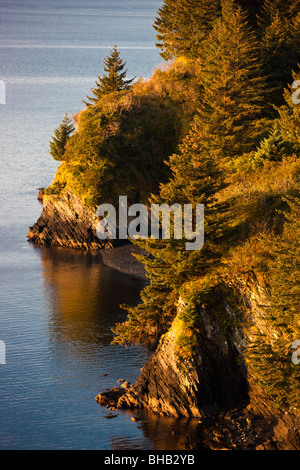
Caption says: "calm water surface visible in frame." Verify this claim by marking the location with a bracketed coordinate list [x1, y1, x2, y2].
[0, 0, 200, 450]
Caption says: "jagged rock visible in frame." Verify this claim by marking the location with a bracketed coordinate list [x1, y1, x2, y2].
[100, 295, 248, 418]
[95, 387, 126, 408]
[95, 285, 300, 450]
[27, 189, 114, 250]
[121, 381, 130, 389]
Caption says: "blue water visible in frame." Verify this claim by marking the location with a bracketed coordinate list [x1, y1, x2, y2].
[0, 0, 199, 451]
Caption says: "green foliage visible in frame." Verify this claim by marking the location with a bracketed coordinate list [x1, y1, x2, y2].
[257, 0, 300, 32]
[113, 1, 300, 413]
[85, 46, 135, 105]
[153, 0, 222, 60]
[47, 90, 182, 207]
[114, 106, 228, 346]
[196, 0, 267, 163]
[49, 113, 75, 161]
[43, 180, 66, 196]
[252, 125, 299, 168]
[243, 197, 300, 412]
[154, 0, 300, 109]
[277, 67, 300, 145]
[256, 0, 300, 107]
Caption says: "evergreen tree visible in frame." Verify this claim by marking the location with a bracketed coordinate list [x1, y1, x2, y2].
[197, 0, 267, 163]
[257, 0, 300, 107]
[114, 0, 270, 346]
[113, 113, 226, 346]
[251, 70, 300, 168]
[252, 125, 299, 168]
[291, 11, 300, 47]
[49, 113, 75, 161]
[257, 0, 300, 31]
[153, 0, 222, 60]
[85, 46, 134, 105]
[237, 0, 264, 27]
[277, 67, 300, 146]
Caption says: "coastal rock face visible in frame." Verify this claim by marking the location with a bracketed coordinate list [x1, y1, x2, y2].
[97, 296, 248, 418]
[96, 284, 300, 449]
[28, 190, 114, 250]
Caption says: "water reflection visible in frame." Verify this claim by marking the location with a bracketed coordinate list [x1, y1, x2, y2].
[38, 244, 151, 409]
[40, 246, 145, 355]
[111, 410, 202, 451]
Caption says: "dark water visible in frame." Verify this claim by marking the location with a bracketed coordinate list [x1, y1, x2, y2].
[0, 0, 201, 450]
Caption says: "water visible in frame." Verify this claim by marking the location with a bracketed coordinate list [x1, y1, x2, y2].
[0, 0, 200, 451]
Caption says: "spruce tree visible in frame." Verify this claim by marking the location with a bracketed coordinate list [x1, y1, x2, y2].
[85, 46, 134, 105]
[257, 0, 300, 31]
[277, 67, 300, 146]
[252, 125, 299, 168]
[113, 0, 270, 346]
[257, 0, 300, 107]
[197, 0, 267, 163]
[113, 113, 226, 346]
[153, 0, 222, 60]
[49, 113, 75, 161]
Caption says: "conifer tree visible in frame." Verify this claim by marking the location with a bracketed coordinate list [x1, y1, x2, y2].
[114, 0, 270, 346]
[291, 11, 300, 47]
[85, 46, 134, 105]
[153, 0, 222, 60]
[237, 0, 264, 27]
[252, 125, 298, 168]
[257, 0, 300, 107]
[49, 113, 75, 161]
[277, 67, 300, 146]
[113, 114, 226, 346]
[197, 0, 267, 163]
[257, 0, 300, 31]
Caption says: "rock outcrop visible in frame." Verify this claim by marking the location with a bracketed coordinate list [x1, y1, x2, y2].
[28, 189, 114, 250]
[96, 295, 248, 417]
[96, 283, 300, 450]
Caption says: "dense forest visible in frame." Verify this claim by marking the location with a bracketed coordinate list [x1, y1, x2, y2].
[46, 0, 300, 414]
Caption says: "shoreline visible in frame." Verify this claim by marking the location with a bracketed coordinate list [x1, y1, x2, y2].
[100, 243, 148, 281]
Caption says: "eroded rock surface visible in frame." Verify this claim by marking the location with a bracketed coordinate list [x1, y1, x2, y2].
[28, 190, 114, 250]
[96, 295, 248, 418]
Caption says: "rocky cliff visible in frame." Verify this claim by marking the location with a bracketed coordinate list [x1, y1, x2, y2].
[97, 295, 248, 417]
[27, 189, 114, 250]
[96, 292, 247, 413]
[96, 283, 300, 450]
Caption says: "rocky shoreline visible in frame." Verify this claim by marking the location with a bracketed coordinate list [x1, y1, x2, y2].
[100, 244, 148, 280]
[95, 380, 300, 450]
[28, 189, 148, 280]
